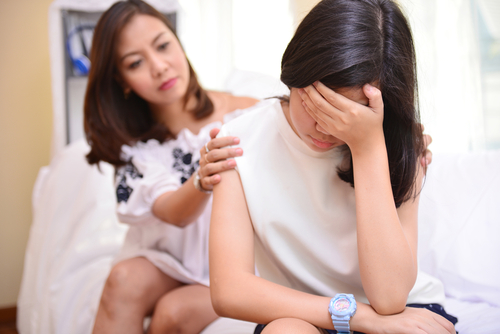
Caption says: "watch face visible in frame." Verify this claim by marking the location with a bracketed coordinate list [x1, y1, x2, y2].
[333, 297, 351, 312]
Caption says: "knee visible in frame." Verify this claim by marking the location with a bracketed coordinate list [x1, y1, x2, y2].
[149, 295, 191, 334]
[101, 261, 148, 306]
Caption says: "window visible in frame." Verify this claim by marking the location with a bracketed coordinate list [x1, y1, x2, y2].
[474, 0, 500, 149]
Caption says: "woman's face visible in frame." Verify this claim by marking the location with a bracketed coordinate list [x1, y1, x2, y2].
[115, 14, 190, 107]
[286, 87, 369, 152]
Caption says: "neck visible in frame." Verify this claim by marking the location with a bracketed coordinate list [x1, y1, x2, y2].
[149, 94, 198, 137]
[281, 100, 298, 137]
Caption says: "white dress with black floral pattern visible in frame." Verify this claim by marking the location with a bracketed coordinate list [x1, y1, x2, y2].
[112, 103, 262, 286]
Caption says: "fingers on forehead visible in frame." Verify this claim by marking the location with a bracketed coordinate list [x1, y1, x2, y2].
[311, 82, 351, 108]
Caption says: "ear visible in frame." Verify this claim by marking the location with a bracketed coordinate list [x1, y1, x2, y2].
[114, 73, 129, 90]
[114, 73, 132, 98]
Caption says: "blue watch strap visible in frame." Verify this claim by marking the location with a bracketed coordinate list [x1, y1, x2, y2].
[331, 317, 350, 333]
[328, 293, 356, 334]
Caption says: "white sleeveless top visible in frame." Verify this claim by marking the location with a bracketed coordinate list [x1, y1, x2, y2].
[219, 99, 445, 305]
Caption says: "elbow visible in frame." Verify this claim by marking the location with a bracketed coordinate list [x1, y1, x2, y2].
[169, 216, 192, 228]
[369, 294, 407, 315]
[210, 285, 237, 318]
[211, 295, 230, 318]
[156, 212, 194, 227]
[209, 275, 245, 319]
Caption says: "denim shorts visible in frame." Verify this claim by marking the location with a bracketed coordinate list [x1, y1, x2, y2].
[254, 303, 458, 334]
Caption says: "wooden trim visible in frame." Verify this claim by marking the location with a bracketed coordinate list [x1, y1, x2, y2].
[0, 306, 16, 324]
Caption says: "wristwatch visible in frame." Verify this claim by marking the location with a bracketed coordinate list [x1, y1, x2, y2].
[328, 293, 357, 334]
[193, 169, 212, 193]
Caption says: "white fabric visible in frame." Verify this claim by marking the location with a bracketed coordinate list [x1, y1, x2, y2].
[418, 149, 500, 307]
[218, 99, 446, 306]
[177, 0, 293, 91]
[444, 298, 500, 334]
[400, 0, 484, 153]
[17, 140, 128, 334]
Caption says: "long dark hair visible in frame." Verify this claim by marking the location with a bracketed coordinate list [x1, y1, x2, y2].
[281, 0, 423, 207]
[84, 0, 213, 167]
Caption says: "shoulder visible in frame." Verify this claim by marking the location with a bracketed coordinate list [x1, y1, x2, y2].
[226, 94, 259, 111]
[208, 91, 259, 116]
[120, 139, 170, 165]
[219, 99, 280, 137]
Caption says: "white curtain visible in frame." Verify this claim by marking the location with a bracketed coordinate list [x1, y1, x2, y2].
[400, 0, 485, 153]
[177, 0, 293, 91]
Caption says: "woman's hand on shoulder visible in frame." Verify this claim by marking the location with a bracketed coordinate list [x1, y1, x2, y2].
[420, 124, 433, 170]
[299, 81, 385, 154]
[197, 128, 242, 191]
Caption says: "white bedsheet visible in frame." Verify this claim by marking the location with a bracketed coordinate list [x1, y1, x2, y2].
[445, 298, 500, 334]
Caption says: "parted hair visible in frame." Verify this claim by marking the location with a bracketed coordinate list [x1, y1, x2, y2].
[281, 0, 423, 207]
[84, 0, 213, 167]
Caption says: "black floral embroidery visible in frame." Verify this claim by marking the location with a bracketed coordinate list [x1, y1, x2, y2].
[172, 148, 199, 184]
[115, 160, 143, 203]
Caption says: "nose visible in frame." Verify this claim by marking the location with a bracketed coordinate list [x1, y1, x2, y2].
[150, 52, 168, 77]
[316, 123, 329, 135]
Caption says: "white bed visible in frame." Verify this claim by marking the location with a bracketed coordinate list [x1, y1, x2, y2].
[17, 71, 500, 333]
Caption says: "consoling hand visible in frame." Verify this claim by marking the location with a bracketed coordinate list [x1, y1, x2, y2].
[421, 125, 433, 170]
[197, 128, 242, 191]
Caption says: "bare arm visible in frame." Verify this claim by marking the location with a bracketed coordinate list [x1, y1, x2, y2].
[152, 130, 242, 227]
[300, 82, 418, 314]
[209, 169, 454, 333]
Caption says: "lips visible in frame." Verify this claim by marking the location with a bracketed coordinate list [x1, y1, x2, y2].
[311, 137, 334, 149]
[159, 77, 178, 90]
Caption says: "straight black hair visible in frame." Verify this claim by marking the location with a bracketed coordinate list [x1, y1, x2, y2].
[281, 0, 423, 207]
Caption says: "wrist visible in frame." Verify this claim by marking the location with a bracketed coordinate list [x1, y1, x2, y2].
[193, 168, 212, 194]
[349, 302, 384, 334]
[348, 131, 386, 159]
[328, 294, 357, 334]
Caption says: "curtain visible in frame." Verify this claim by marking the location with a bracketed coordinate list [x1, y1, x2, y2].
[177, 0, 293, 91]
[400, 0, 485, 153]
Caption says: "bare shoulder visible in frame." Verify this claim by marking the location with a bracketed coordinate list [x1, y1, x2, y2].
[208, 91, 259, 115]
[227, 94, 260, 111]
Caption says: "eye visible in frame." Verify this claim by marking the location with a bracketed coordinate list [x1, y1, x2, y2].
[128, 59, 142, 69]
[158, 42, 169, 51]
